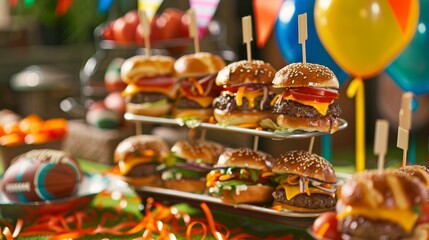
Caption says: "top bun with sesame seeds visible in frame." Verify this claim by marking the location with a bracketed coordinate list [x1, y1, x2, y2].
[272, 150, 336, 183]
[272, 62, 339, 89]
[212, 60, 277, 127]
[206, 148, 276, 204]
[271, 150, 337, 213]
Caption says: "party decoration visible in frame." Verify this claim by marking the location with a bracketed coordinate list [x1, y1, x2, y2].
[346, 78, 366, 172]
[253, 0, 283, 48]
[315, 0, 419, 172]
[55, 0, 73, 16]
[275, 0, 348, 84]
[314, 0, 419, 78]
[387, 0, 429, 95]
[97, 0, 114, 13]
[138, 0, 163, 21]
[189, 0, 220, 38]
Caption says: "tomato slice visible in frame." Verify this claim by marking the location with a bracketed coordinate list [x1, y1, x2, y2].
[283, 89, 334, 103]
[134, 76, 174, 88]
[292, 87, 339, 98]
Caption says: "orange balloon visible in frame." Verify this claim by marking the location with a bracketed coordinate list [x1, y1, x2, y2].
[315, 0, 419, 78]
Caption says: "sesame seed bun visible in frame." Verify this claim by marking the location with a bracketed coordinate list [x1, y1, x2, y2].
[396, 165, 429, 188]
[272, 150, 336, 183]
[340, 170, 426, 210]
[276, 114, 340, 134]
[215, 60, 276, 86]
[121, 55, 175, 84]
[114, 135, 169, 163]
[272, 62, 339, 89]
[215, 148, 274, 171]
[213, 109, 273, 127]
[174, 52, 225, 78]
[171, 139, 225, 165]
[163, 178, 207, 193]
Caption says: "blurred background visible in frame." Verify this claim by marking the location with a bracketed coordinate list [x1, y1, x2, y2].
[0, 0, 428, 169]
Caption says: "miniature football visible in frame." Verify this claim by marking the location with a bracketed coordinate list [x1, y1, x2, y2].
[1, 149, 83, 202]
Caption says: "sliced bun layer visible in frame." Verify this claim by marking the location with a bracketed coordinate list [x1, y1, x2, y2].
[276, 114, 340, 134]
[163, 179, 207, 193]
[272, 62, 339, 89]
[171, 139, 225, 165]
[126, 102, 172, 117]
[214, 109, 273, 126]
[174, 52, 225, 78]
[396, 165, 429, 188]
[273, 201, 335, 213]
[219, 185, 274, 204]
[121, 55, 175, 84]
[272, 150, 336, 183]
[216, 60, 276, 86]
[215, 148, 273, 170]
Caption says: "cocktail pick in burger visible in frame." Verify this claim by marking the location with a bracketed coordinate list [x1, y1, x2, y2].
[112, 135, 170, 187]
[397, 92, 413, 166]
[212, 16, 276, 129]
[161, 139, 224, 193]
[172, 9, 226, 123]
[270, 13, 340, 134]
[271, 150, 337, 212]
[271, 63, 341, 133]
[121, 10, 177, 122]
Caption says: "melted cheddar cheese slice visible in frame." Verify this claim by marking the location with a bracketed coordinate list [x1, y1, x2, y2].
[337, 206, 418, 233]
[278, 185, 335, 200]
[282, 95, 333, 116]
[235, 87, 264, 109]
[122, 84, 173, 98]
[187, 95, 214, 108]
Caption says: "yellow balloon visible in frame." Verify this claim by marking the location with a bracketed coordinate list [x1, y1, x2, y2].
[315, 0, 419, 78]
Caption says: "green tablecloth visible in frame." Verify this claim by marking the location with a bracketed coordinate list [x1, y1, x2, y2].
[1, 159, 317, 239]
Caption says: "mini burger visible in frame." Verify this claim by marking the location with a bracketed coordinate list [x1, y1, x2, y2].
[271, 150, 337, 212]
[396, 165, 429, 197]
[173, 52, 226, 121]
[213, 60, 276, 128]
[206, 148, 275, 204]
[162, 139, 224, 193]
[272, 62, 341, 133]
[121, 55, 176, 116]
[113, 135, 169, 186]
[337, 170, 427, 240]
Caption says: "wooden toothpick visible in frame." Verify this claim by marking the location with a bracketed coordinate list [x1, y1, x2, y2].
[397, 92, 413, 167]
[187, 9, 200, 53]
[298, 12, 312, 151]
[374, 119, 389, 171]
[308, 136, 315, 153]
[242, 16, 253, 62]
[298, 13, 308, 64]
[138, 9, 151, 57]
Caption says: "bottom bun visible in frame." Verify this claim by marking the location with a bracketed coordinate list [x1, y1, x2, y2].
[126, 102, 171, 117]
[163, 179, 207, 193]
[272, 201, 335, 213]
[214, 109, 273, 126]
[172, 108, 213, 122]
[219, 185, 274, 204]
[276, 114, 339, 133]
[118, 174, 162, 187]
